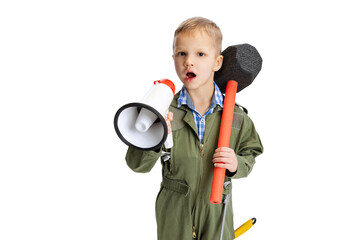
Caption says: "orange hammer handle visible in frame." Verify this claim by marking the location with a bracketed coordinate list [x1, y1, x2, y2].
[210, 80, 238, 204]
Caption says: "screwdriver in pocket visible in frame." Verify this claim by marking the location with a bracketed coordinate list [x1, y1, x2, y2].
[234, 218, 256, 238]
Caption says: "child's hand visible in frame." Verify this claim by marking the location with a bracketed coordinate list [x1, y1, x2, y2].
[212, 147, 238, 173]
[165, 112, 173, 134]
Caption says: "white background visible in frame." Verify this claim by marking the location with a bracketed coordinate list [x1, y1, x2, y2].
[1, 0, 359, 239]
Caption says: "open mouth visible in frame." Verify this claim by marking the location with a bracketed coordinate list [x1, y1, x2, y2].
[186, 71, 197, 79]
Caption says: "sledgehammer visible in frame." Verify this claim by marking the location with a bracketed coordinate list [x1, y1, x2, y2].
[210, 44, 262, 204]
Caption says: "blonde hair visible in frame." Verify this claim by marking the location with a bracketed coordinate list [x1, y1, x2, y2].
[173, 17, 223, 54]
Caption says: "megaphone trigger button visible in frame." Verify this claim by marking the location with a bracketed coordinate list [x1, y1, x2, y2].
[161, 152, 171, 162]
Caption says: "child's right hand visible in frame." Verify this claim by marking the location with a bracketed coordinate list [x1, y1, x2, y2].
[165, 112, 173, 134]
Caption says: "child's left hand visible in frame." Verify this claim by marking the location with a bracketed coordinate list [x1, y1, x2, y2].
[212, 147, 238, 173]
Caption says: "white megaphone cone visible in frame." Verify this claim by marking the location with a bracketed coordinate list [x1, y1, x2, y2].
[135, 108, 158, 132]
[114, 79, 175, 151]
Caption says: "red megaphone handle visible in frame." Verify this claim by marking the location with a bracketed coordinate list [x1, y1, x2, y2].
[210, 80, 238, 204]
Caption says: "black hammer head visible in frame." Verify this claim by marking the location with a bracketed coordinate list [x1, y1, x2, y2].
[214, 44, 262, 93]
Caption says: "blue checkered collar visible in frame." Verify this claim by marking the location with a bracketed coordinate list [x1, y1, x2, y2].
[177, 82, 224, 112]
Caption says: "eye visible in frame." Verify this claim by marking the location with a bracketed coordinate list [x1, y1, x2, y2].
[198, 52, 205, 57]
[177, 52, 186, 56]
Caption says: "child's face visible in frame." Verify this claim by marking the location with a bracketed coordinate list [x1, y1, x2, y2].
[173, 31, 223, 93]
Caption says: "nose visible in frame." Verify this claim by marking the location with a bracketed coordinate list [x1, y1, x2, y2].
[184, 55, 194, 67]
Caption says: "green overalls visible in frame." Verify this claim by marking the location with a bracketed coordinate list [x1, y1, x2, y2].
[126, 92, 263, 240]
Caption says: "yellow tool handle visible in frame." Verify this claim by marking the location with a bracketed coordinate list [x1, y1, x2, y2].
[234, 218, 256, 238]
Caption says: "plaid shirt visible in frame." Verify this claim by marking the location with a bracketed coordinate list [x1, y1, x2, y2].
[177, 82, 224, 143]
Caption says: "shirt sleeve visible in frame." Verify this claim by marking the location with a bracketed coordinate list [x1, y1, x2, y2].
[228, 113, 264, 179]
[125, 147, 162, 173]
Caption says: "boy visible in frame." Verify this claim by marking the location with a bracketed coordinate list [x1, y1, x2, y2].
[126, 17, 263, 239]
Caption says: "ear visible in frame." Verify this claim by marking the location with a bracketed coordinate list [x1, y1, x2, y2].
[213, 55, 223, 72]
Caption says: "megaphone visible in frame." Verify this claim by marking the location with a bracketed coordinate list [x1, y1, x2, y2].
[114, 79, 175, 151]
